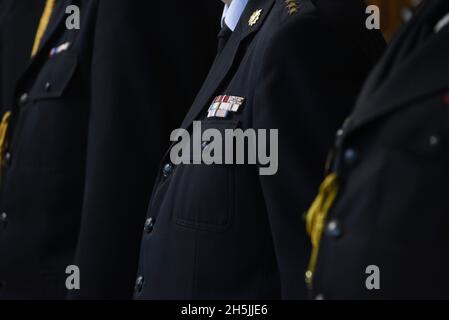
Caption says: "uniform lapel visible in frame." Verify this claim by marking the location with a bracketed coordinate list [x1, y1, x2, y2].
[14, 0, 72, 101]
[348, 15, 449, 134]
[180, 0, 275, 130]
[352, 18, 415, 111]
[23, 0, 72, 70]
[351, 1, 435, 118]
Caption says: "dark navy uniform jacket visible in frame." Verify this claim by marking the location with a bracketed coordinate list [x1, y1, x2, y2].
[135, 0, 385, 300]
[0, 0, 220, 299]
[312, 0, 449, 300]
[0, 0, 99, 299]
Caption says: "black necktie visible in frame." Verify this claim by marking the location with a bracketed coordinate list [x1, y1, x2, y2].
[217, 24, 232, 54]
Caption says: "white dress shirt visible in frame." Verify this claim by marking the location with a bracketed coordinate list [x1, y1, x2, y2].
[221, 0, 249, 31]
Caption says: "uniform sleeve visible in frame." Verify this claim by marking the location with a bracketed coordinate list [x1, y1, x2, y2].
[253, 13, 373, 298]
[69, 0, 164, 299]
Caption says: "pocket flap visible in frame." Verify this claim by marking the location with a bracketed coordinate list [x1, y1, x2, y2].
[30, 53, 78, 101]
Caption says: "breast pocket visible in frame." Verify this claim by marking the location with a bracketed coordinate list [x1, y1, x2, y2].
[172, 119, 240, 232]
[11, 52, 84, 171]
[29, 52, 78, 102]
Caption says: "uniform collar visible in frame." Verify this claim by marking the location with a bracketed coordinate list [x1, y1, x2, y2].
[221, 0, 249, 31]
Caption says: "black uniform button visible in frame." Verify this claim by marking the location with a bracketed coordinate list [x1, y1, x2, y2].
[343, 148, 358, 167]
[44, 82, 52, 92]
[1, 212, 7, 229]
[4, 152, 11, 166]
[162, 163, 173, 178]
[135, 276, 144, 293]
[336, 129, 344, 137]
[19, 93, 29, 106]
[326, 219, 342, 238]
[144, 217, 155, 234]
[0, 212, 8, 227]
[315, 294, 325, 300]
[429, 135, 441, 147]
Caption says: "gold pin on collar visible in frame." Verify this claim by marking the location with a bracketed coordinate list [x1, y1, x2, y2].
[248, 9, 263, 27]
[285, 0, 299, 15]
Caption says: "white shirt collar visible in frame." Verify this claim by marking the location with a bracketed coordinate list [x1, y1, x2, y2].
[221, 0, 249, 31]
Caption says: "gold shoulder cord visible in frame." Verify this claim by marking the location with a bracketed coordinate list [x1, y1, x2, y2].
[305, 173, 339, 288]
[0, 0, 56, 175]
[31, 0, 56, 58]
